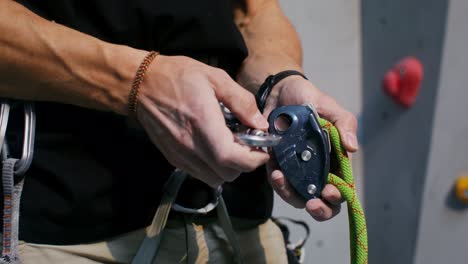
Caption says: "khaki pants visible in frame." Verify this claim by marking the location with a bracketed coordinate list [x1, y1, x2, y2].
[2, 218, 287, 264]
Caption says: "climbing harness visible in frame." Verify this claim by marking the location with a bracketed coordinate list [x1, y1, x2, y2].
[131, 169, 244, 264]
[273, 217, 310, 264]
[171, 185, 222, 214]
[0, 101, 36, 264]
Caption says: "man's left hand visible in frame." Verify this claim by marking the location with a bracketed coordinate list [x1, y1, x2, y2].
[263, 75, 359, 221]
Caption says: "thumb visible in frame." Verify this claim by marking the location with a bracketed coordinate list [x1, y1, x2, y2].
[211, 69, 268, 129]
[313, 94, 359, 152]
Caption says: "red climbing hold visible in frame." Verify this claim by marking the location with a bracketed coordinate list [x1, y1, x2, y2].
[383, 57, 424, 108]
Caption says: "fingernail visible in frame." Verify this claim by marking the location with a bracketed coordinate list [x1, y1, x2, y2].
[274, 180, 286, 190]
[254, 112, 269, 129]
[271, 174, 286, 190]
[346, 132, 358, 150]
[312, 208, 324, 217]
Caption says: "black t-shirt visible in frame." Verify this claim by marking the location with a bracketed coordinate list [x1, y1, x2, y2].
[3, 0, 274, 245]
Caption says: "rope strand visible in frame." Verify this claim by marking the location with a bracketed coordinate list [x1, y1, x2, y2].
[319, 118, 368, 264]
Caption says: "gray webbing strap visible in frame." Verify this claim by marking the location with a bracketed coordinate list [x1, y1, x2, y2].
[217, 196, 244, 264]
[131, 169, 187, 264]
[132, 169, 245, 264]
[1, 159, 22, 264]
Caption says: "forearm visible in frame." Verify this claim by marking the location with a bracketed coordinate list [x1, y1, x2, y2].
[0, 0, 145, 115]
[234, 0, 303, 93]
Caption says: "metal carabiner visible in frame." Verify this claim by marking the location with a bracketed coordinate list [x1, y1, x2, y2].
[220, 103, 282, 148]
[15, 103, 36, 176]
[0, 101, 36, 179]
[0, 100, 11, 155]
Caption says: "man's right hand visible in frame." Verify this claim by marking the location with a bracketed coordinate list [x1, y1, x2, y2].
[0, 0, 269, 187]
[136, 55, 270, 187]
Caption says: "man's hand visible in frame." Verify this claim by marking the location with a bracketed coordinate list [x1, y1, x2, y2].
[263, 76, 359, 221]
[136, 55, 270, 187]
[234, 0, 358, 221]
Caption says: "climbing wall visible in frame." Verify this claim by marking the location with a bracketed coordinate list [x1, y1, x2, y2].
[414, 0, 468, 263]
[275, 1, 361, 263]
[360, 0, 448, 263]
[276, 1, 467, 263]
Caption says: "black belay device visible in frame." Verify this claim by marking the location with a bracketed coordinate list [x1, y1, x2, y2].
[224, 102, 332, 200]
[267, 104, 331, 200]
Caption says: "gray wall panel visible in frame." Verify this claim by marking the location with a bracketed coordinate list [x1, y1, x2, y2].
[415, 0, 468, 263]
[361, 1, 448, 263]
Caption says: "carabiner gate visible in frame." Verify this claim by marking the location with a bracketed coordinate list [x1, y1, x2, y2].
[0, 101, 36, 181]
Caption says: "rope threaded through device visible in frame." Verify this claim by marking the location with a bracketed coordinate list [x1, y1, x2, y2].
[320, 118, 368, 264]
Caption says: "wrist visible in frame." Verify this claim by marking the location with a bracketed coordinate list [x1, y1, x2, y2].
[255, 70, 307, 112]
[237, 52, 302, 93]
[105, 45, 148, 116]
[267, 75, 305, 100]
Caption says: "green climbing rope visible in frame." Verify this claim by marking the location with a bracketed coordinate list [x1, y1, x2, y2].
[319, 118, 368, 264]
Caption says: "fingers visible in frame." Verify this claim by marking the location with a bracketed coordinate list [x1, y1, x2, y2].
[268, 164, 344, 220]
[210, 141, 269, 181]
[208, 130, 270, 180]
[314, 95, 359, 152]
[193, 94, 270, 182]
[138, 58, 270, 186]
[183, 159, 225, 188]
[306, 199, 341, 222]
[223, 143, 270, 174]
[267, 164, 305, 209]
[321, 184, 344, 205]
[174, 145, 226, 188]
[334, 111, 359, 152]
[269, 169, 343, 221]
[138, 105, 225, 187]
[210, 69, 269, 130]
[306, 184, 343, 221]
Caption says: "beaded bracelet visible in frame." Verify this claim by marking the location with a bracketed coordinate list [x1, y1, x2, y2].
[128, 51, 159, 118]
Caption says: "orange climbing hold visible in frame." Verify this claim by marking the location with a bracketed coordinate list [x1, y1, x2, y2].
[455, 176, 468, 204]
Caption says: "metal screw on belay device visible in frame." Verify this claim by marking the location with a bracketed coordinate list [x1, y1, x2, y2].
[307, 184, 317, 195]
[301, 150, 312, 161]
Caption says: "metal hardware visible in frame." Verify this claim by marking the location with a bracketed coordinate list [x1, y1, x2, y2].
[307, 184, 317, 195]
[171, 186, 222, 214]
[235, 129, 282, 147]
[0, 101, 36, 178]
[220, 103, 282, 148]
[220, 103, 240, 131]
[0, 101, 11, 155]
[301, 150, 312, 162]
[15, 103, 36, 176]
[268, 104, 330, 200]
[222, 102, 331, 200]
